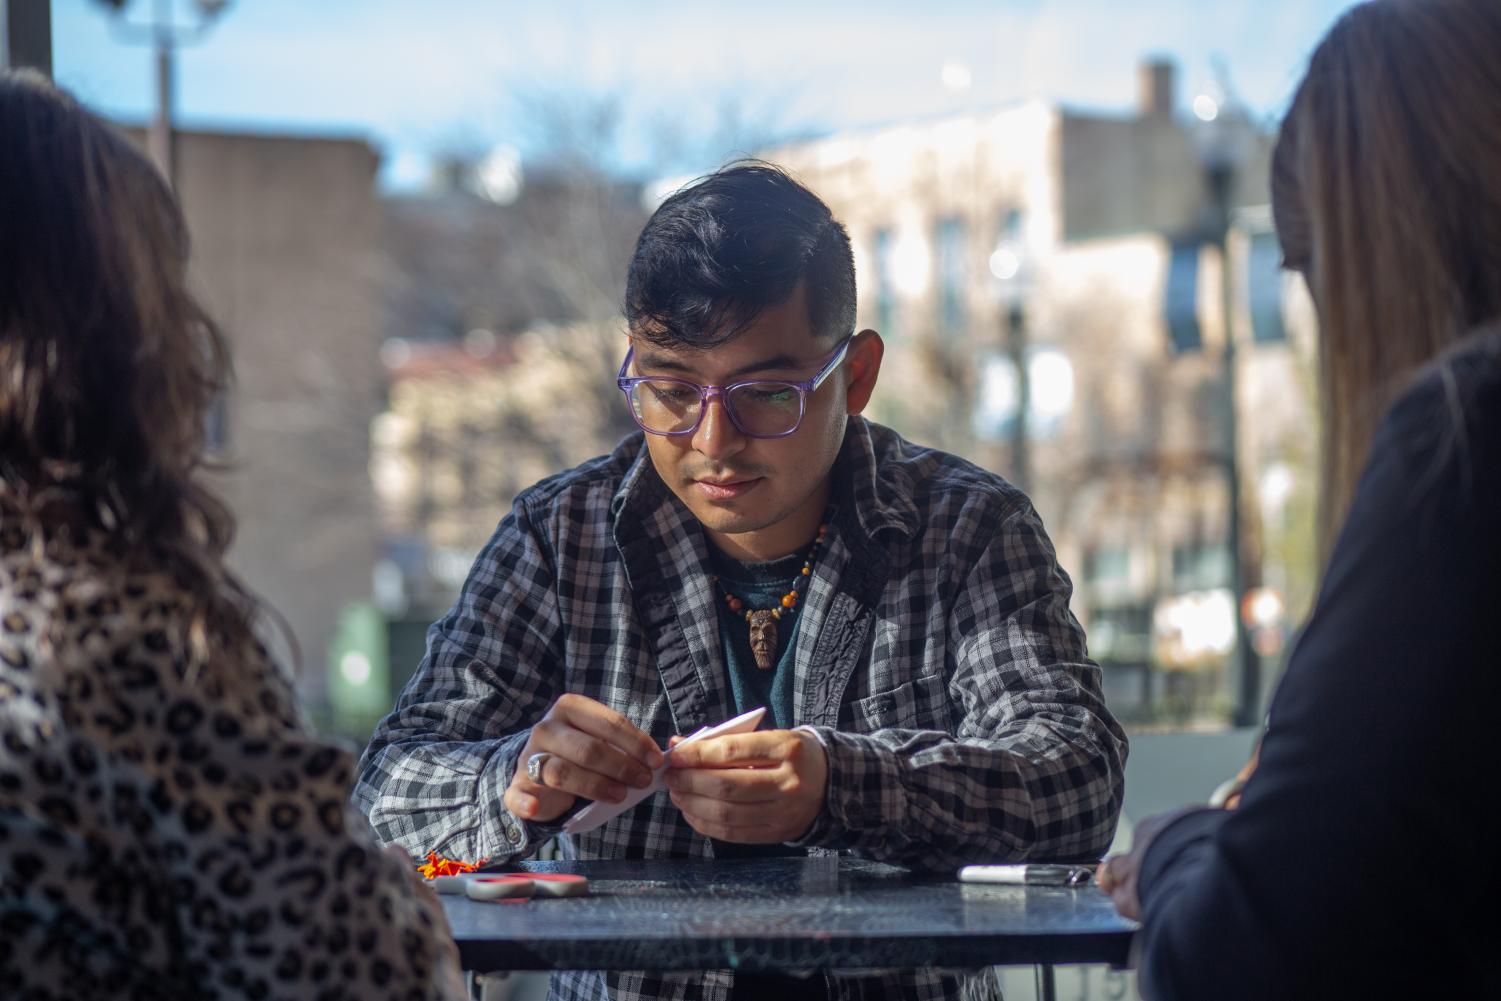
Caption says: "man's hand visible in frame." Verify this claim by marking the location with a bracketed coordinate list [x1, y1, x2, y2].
[503, 693, 663, 823]
[1097, 807, 1203, 921]
[664, 728, 828, 843]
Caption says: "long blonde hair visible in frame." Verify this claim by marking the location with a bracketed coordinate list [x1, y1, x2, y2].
[1272, 0, 1501, 558]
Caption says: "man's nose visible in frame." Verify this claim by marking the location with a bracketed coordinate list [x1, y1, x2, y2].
[691, 395, 746, 461]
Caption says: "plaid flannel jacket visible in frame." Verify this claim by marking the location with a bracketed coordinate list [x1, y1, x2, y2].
[354, 418, 1127, 1001]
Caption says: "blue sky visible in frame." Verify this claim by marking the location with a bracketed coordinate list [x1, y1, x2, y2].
[55, 0, 1362, 188]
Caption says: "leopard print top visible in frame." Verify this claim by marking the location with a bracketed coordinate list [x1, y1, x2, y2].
[0, 486, 455, 1001]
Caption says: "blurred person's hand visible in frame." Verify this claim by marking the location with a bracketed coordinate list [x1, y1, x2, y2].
[383, 844, 468, 1001]
[1097, 807, 1203, 921]
[503, 693, 663, 823]
[1104, 742, 1260, 918]
[664, 728, 828, 843]
[1211, 743, 1262, 810]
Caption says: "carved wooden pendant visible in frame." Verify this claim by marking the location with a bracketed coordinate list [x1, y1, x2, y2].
[746, 610, 779, 670]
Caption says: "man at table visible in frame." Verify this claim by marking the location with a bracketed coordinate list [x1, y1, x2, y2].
[354, 160, 1127, 1001]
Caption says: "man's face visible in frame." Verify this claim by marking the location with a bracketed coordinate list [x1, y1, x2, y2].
[627, 283, 879, 561]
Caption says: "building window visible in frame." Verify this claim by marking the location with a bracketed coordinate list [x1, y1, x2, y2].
[1002, 207, 1024, 243]
[872, 228, 896, 339]
[1088, 603, 1154, 664]
[935, 217, 966, 339]
[1165, 240, 1203, 353]
[1085, 544, 1132, 590]
[205, 391, 230, 455]
[989, 208, 1025, 283]
[1171, 542, 1230, 591]
[1248, 230, 1288, 343]
[971, 347, 1075, 442]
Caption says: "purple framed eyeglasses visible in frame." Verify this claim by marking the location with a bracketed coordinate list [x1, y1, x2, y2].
[617, 335, 852, 439]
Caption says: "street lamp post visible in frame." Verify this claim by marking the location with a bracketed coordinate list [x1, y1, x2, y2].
[1193, 84, 1262, 727]
[990, 231, 1032, 493]
[1005, 300, 1031, 495]
[94, 0, 230, 188]
[2, 0, 53, 75]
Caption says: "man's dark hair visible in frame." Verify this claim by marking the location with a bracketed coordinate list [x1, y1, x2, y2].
[624, 160, 857, 348]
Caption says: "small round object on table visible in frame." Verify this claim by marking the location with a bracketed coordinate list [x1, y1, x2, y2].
[526, 873, 590, 898]
[465, 875, 537, 901]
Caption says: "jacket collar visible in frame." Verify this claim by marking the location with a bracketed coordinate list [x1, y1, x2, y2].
[833, 417, 920, 544]
[608, 419, 916, 732]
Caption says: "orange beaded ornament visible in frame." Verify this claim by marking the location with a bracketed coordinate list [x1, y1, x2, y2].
[712, 523, 827, 670]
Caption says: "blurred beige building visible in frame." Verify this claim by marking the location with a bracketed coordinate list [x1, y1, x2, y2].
[370, 322, 633, 610]
[368, 165, 646, 615]
[365, 63, 1321, 724]
[131, 126, 384, 709]
[760, 61, 1318, 720]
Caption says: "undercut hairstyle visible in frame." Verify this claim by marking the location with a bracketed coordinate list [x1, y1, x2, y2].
[624, 160, 857, 349]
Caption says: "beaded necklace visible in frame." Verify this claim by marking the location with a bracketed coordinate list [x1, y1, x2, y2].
[711, 522, 828, 671]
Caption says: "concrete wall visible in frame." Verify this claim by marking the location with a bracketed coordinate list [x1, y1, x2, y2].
[130, 126, 383, 705]
[1058, 110, 1273, 242]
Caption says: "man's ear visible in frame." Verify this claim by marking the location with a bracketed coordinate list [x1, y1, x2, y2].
[843, 330, 884, 417]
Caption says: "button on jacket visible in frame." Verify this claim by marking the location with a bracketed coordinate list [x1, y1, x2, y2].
[354, 417, 1127, 1001]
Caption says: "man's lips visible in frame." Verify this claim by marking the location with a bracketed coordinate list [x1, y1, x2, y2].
[691, 476, 762, 501]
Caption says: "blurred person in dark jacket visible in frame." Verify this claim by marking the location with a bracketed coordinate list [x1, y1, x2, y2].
[1098, 1, 1501, 996]
[0, 70, 464, 1001]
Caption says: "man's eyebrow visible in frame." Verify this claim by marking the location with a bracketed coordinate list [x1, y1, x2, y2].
[634, 351, 808, 380]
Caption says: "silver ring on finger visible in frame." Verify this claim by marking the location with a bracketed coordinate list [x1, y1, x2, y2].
[526, 751, 553, 786]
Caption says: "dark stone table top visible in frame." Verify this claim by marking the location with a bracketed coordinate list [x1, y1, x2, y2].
[441, 856, 1136, 972]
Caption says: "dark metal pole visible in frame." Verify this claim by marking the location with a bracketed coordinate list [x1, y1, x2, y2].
[2, 0, 53, 75]
[148, 0, 176, 187]
[1036, 963, 1058, 1001]
[1208, 165, 1260, 726]
[1006, 301, 1031, 494]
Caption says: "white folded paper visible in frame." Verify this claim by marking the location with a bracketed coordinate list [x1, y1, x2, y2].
[561, 706, 767, 836]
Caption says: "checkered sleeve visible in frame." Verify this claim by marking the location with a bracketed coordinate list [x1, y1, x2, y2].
[352, 497, 568, 863]
[794, 504, 1127, 871]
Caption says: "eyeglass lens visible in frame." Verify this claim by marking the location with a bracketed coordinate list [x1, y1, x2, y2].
[628, 381, 804, 436]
